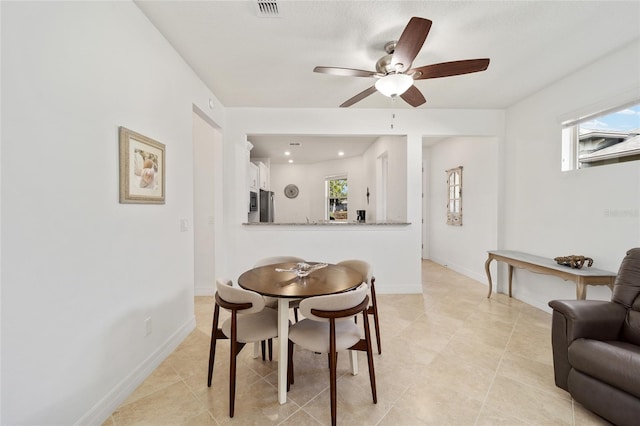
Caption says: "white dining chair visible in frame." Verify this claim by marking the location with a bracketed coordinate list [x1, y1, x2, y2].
[287, 283, 377, 426]
[207, 279, 280, 417]
[254, 256, 305, 322]
[337, 259, 382, 354]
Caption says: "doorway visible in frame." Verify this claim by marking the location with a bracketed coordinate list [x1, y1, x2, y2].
[193, 108, 222, 295]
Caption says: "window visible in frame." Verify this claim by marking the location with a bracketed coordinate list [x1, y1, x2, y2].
[562, 102, 640, 171]
[446, 166, 462, 226]
[326, 176, 348, 221]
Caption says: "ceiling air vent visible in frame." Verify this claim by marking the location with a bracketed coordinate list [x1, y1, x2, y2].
[256, 0, 280, 18]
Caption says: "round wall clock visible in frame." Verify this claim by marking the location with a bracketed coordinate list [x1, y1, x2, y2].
[284, 184, 299, 199]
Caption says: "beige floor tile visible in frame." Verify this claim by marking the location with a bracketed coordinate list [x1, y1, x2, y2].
[573, 400, 613, 425]
[449, 320, 513, 352]
[202, 376, 299, 424]
[474, 298, 524, 322]
[518, 303, 553, 329]
[505, 324, 554, 366]
[497, 351, 569, 401]
[412, 351, 496, 400]
[440, 335, 505, 372]
[300, 379, 391, 426]
[111, 381, 207, 425]
[377, 406, 427, 426]
[165, 330, 214, 380]
[121, 358, 182, 406]
[419, 310, 467, 336]
[278, 408, 323, 425]
[108, 260, 602, 426]
[393, 380, 484, 425]
[278, 349, 337, 407]
[183, 410, 217, 426]
[478, 375, 573, 425]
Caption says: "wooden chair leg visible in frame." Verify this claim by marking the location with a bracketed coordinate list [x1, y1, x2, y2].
[370, 278, 382, 354]
[268, 338, 273, 361]
[371, 309, 381, 355]
[287, 339, 294, 390]
[261, 340, 266, 361]
[362, 310, 377, 403]
[294, 307, 299, 322]
[329, 319, 338, 426]
[229, 313, 238, 417]
[207, 304, 221, 387]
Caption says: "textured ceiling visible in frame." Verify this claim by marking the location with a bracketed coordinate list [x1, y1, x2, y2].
[135, 1, 640, 160]
[136, 0, 640, 110]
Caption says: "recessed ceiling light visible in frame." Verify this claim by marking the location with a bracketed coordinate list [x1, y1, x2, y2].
[284, 151, 290, 156]
[288, 159, 293, 163]
[338, 151, 345, 156]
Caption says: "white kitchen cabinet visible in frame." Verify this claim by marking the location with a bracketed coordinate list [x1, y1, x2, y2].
[248, 162, 259, 191]
[257, 161, 269, 190]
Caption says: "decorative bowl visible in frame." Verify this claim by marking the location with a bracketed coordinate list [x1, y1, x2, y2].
[275, 262, 328, 278]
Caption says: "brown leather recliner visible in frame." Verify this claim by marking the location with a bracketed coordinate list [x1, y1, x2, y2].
[549, 248, 640, 426]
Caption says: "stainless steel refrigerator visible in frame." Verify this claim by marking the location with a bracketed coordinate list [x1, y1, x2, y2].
[259, 189, 274, 222]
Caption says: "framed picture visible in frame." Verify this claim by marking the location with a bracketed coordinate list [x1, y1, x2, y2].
[119, 126, 165, 204]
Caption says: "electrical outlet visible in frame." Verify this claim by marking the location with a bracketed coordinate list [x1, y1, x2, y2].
[144, 317, 152, 336]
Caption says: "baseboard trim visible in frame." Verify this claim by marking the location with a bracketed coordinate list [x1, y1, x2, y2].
[76, 316, 196, 425]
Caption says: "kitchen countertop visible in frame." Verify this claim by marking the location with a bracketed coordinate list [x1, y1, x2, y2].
[242, 221, 411, 226]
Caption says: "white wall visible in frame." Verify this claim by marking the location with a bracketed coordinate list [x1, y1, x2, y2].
[363, 136, 407, 222]
[270, 156, 363, 223]
[501, 39, 640, 311]
[224, 108, 504, 294]
[1, 2, 224, 424]
[426, 137, 499, 282]
[193, 110, 223, 295]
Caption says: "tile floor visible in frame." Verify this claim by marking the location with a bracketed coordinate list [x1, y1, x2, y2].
[104, 261, 610, 425]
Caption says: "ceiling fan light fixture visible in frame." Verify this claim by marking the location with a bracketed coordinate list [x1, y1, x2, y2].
[375, 73, 413, 97]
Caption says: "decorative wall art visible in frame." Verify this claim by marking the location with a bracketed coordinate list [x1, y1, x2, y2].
[119, 126, 165, 204]
[284, 184, 299, 199]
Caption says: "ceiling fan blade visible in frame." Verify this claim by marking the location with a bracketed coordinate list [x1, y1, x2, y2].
[410, 59, 490, 80]
[314, 66, 380, 78]
[400, 85, 426, 107]
[340, 86, 378, 108]
[391, 17, 432, 72]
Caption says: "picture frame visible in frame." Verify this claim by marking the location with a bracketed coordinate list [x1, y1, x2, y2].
[119, 126, 165, 204]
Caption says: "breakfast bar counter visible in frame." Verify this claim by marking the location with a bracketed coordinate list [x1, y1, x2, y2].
[242, 221, 411, 226]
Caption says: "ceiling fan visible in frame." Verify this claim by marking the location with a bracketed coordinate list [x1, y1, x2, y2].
[314, 17, 490, 108]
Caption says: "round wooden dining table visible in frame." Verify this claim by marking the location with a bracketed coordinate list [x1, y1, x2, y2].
[238, 262, 364, 404]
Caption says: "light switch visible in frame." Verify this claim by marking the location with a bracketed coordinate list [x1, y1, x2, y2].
[180, 219, 189, 232]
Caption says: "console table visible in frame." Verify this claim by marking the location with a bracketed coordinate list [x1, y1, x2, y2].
[484, 250, 616, 299]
